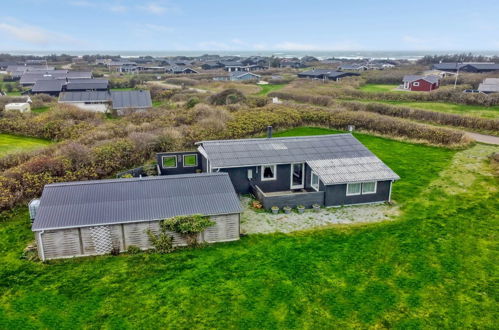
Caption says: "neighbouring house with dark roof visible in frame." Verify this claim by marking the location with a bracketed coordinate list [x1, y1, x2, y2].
[402, 75, 440, 92]
[478, 78, 499, 94]
[65, 79, 109, 91]
[213, 71, 261, 82]
[432, 62, 499, 73]
[280, 60, 305, 68]
[157, 130, 399, 210]
[201, 61, 224, 70]
[20, 71, 69, 85]
[169, 66, 199, 74]
[58, 90, 152, 113]
[338, 64, 369, 71]
[297, 69, 360, 81]
[220, 61, 265, 72]
[107, 61, 138, 73]
[30, 173, 242, 260]
[31, 79, 66, 96]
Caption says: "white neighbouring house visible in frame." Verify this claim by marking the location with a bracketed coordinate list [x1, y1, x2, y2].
[4, 102, 31, 113]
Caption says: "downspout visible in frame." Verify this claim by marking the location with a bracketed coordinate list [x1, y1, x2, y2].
[38, 231, 46, 261]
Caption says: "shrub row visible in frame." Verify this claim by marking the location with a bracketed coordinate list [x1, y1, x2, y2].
[224, 104, 467, 146]
[0, 104, 103, 140]
[341, 101, 499, 132]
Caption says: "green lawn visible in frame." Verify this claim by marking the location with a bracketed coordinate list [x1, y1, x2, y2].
[354, 99, 499, 119]
[257, 84, 285, 96]
[358, 84, 400, 93]
[110, 88, 136, 91]
[31, 106, 51, 114]
[0, 133, 52, 157]
[0, 127, 497, 328]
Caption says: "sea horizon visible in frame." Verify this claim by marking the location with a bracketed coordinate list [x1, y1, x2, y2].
[3, 50, 499, 60]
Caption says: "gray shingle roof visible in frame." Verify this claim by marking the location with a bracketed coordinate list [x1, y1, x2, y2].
[198, 134, 376, 168]
[20, 71, 67, 85]
[66, 71, 92, 79]
[403, 75, 440, 84]
[308, 156, 399, 185]
[32, 173, 242, 231]
[110, 90, 152, 109]
[433, 62, 499, 71]
[59, 91, 111, 102]
[229, 71, 260, 78]
[66, 79, 109, 91]
[32, 79, 65, 93]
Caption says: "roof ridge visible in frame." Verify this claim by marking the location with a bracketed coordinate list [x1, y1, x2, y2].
[196, 133, 353, 145]
[45, 172, 227, 188]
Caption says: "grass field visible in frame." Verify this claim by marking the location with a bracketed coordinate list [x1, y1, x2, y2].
[31, 106, 51, 114]
[0, 127, 497, 328]
[358, 84, 400, 93]
[0, 133, 52, 157]
[257, 84, 285, 96]
[356, 99, 499, 119]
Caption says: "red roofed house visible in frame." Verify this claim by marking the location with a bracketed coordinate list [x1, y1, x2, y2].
[402, 75, 440, 92]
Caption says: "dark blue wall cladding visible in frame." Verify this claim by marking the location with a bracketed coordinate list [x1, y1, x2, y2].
[156, 151, 202, 175]
[324, 180, 392, 206]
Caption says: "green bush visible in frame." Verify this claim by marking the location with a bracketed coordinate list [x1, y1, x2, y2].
[209, 89, 246, 105]
[146, 225, 174, 254]
[126, 245, 142, 254]
[186, 97, 200, 109]
[162, 214, 215, 245]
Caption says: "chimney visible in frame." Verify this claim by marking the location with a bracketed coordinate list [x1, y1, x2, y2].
[267, 126, 273, 138]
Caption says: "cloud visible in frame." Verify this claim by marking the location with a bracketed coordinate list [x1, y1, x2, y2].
[69, 1, 129, 13]
[0, 20, 78, 46]
[138, 2, 179, 15]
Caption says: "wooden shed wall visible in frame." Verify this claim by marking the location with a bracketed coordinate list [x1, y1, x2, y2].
[37, 213, 240, 260]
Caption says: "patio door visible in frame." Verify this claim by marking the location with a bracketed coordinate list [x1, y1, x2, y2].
[290, 163, 305, 189]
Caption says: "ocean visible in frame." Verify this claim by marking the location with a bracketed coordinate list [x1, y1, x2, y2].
[4, 50, 499, 60]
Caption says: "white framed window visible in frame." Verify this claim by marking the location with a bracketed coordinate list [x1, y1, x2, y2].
[183, 154, 198, 167]
[261, 165, 276, 181]
[413, 81, 420, 87]
[346, 183, 361, 196]
[362, 181, 377, 194]
[162, 155, 177, 168]
[311, 172, 320, 191]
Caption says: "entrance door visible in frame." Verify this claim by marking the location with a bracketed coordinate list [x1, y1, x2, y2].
[290, 163, 305, 189]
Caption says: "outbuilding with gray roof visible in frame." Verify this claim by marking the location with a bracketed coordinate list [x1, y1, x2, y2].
[31, 173, 242, 260]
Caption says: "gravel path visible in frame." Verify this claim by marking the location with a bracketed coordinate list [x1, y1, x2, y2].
[466, 132, 499, 145]
[240, 197, 400, 234]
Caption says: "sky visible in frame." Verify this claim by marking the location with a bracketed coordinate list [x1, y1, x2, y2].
[1, 0, 499, 52]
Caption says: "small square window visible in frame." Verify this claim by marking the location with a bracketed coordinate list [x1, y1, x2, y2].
[183, 154, 198, 167]
[346, 183, 361, 196]
[162, 155, 177, 168]
[362, 182, 377, 194]
[413, 82, 420, 87]
[261, 165, 276, 181]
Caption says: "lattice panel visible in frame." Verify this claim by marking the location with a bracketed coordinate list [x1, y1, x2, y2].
[90, 226, 113, 254]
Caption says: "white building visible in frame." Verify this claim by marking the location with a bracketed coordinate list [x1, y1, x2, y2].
[4, 102, 31, 113]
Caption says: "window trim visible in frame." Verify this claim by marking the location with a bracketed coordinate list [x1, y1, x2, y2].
[412, 81, 420, 87]
[182, 154, 198, 167]
[161, 155, 177, 168]
[290, 163, 305, 189]
[346, 182, 362, 196]
[311, 172, 320, 192]
[362, 181, 377, 195]
[261, 164, 277, 181]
